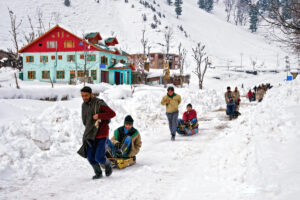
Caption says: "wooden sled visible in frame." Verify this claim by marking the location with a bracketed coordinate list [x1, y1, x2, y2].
[108, 157, 136, 169]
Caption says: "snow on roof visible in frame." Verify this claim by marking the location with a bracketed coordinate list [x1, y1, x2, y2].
[114, 63, 125, 68]
[85, 32, 99, 38]
[0, 57, 8, 62]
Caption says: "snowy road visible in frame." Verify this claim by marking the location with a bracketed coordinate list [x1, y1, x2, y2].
[1, 81, 300, 200]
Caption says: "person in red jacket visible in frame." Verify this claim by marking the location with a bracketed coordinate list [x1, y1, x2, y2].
[247, 89, 255, 102]
[182, 104, 197, 122]
[177, 104, 198, 134]
[78, 86, 116, 179]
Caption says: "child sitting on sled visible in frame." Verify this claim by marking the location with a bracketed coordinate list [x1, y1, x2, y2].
[106, 115, 142, 160]
[177, 104, 198, 135]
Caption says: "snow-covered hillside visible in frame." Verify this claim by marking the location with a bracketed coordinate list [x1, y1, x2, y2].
[0, 0, 293, 69]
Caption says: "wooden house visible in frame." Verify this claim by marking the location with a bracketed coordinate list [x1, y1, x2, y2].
[19, 25, 133, 85]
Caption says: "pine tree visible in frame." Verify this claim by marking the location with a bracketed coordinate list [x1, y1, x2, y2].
[205, 0, 213, 12]
[167, 0, 173, 5]
[64, 0, 71, 7]
[258, 0, 269, 13]
[249, 4, 258, 32]
[281, 0, 292, 21]
[198, 0, 206, 9]
[198, 0, 213, 12]
[175, 0, 183, 18]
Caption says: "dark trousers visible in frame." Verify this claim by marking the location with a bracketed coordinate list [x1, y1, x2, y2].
[226, 103, 235, 116]
[87, 138, 107, 165]
[107, 136, 132, 158]
[166, 111, 179, 136]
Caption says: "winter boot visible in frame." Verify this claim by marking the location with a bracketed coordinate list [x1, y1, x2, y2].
[105, 159, 113, 177]
[91, 163, 103, 179]
[171, 135, 175, 141]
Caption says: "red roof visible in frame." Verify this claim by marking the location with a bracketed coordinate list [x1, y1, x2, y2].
[105, 37, 119, 46]
[19, 25, 113, 54]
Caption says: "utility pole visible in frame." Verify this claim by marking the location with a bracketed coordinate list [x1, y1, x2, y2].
[240, 53, 243, 69]
[285, 55, 290, 77]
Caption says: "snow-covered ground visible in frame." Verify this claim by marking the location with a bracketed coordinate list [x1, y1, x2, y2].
[0, 66, 299, 200]
[0, 0, 296, 69]
[0, 0, 299, 198]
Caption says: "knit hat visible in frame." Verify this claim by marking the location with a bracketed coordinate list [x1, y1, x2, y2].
[124, 115, 134, 125]
[187, 103, 192, 108]
[81, 86, 92, 93]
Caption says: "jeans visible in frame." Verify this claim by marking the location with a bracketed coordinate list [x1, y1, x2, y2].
[166, 111, 179, 136]
[107, 136, 132, 157]
[87, 138, 107, 165]
[177, 118, 198, 126]
[226, 103, 235, 116]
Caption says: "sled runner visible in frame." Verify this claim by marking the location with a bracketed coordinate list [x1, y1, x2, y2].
[108, 157, 136, 169]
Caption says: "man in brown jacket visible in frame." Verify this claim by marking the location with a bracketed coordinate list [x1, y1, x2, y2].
[232, 87, 241, 112]
[107, 115, 142, 160]
[161, 86, 181, 141]
[256, 86, 265, 102]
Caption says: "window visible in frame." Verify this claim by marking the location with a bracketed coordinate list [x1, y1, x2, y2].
[42, 71, 50, 79]
[111, 58, 117, 64]
[56, 71, 65, 79]
[26, 56, 34, 63]
[66, 34, 69, 37]
[40, 56, 48, 63]
[51, 34, 55, 38]
[28, 71, 35, 79]
[67, 55, 75, 62]
[58, 55, 62, 60]
[158, 54, 163, 59]
[47, 41, 57, 48]
[91, 70, 97, 80]
[120, 59, 126, 64]
[51, 55, 55, 60]
[101, 56, 108, 65]
[38, 43, 42, 47]
[80, 54, 84, 59]
[77, 70, 88, 78]
[61, 31, 64, 38]
[63, 40, 74, 48]
[70, 70, 75, 79]
[87, 54, 96, 62]
[57, 32, 60, 38]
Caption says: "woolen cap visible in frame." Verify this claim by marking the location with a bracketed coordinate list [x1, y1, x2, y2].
[124, 115, 134, 125]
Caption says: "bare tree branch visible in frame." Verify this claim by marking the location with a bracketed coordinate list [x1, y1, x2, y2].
[192, 42, 209, 89]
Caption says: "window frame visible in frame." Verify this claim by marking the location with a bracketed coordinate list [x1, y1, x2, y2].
[42, 70, 50, 79]
[101, 56, 108, 65]
[46, 41, 57, 48]
[91, 70, 97, 80]
[28, 71, 36, 79]
[67, 55, 76, 62]
[56, 71, 65, 79]
[40, 56, 48, 63]
[26, 56, 34, 63]
[87, 54, 96, 62]
[63, 40, 75, 48]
